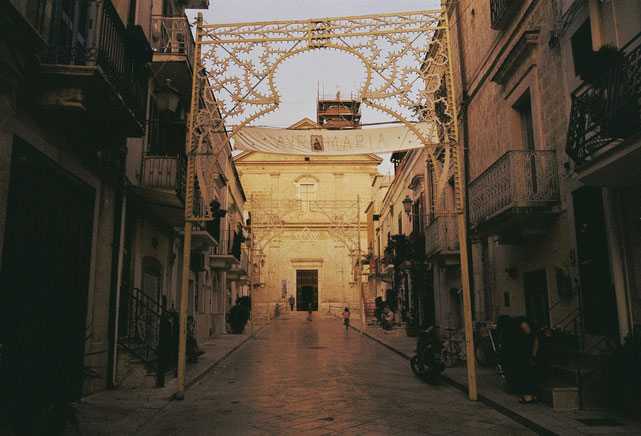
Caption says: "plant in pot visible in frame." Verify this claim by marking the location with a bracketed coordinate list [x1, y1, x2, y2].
[236, 295, 251, 311]
[227, 304, 250, 334]
[580, 44, 640, 142]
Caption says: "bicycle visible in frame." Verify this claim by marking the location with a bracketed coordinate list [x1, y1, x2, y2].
[441, 327, 467, 368]
[473, 321, 499, 368]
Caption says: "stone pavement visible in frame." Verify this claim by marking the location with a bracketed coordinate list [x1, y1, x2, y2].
[137, 316, 531, 435]
[353, 323, 641, 436]
[74, 328, 257, 435]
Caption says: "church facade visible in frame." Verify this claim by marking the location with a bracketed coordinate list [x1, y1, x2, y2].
[234, 119, 380, 321]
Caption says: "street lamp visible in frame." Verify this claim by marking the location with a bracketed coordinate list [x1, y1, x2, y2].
[402, 195, 413, 216]
[154, 79, 181, 114]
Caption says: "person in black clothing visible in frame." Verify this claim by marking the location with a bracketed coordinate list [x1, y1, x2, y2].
[513, 316, 540, 403]
[496, 315, 519, 393]
[496, 315, 541, 403]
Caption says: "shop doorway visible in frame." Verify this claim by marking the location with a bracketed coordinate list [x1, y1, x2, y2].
[573, 187, 618, 337]
[0, 137, 95, 418]
[296, 270, 318, 311]
[523, 269, 550, 328]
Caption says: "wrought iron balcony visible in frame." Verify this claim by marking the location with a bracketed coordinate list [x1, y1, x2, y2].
[150, 15, 195, 99]
[210, 230, 243, 270]
[469, 150, 560, 230]
[425, 215, 459, 256]
[135, 154, 186, 226]
[141, 154, 186, 200]
[41, 0, 149, 136]
[490, 0, 523, 30]
[151, 16, 195, 65]
[566, 36, 641, 165]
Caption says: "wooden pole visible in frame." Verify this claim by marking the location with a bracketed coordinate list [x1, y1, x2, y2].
[249, 201, 255, 337]
[456, 212, 477, 400]
[176, 13, 202, 400]
[176, 221, 192, 400]
[357, 195, 364, 336]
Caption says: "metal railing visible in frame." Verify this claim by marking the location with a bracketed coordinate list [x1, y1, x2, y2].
[150, 15, 195, 66]
[490, 0, 522, 30]
[425, 215, 458, 255]
[44, 0, 149, 125]
[468, 150, 559, 228]
[566, 34, 641, 164]
[141, 154, 186, 201]
[209, 229, 242, 261]
[120, 288, 162, 367]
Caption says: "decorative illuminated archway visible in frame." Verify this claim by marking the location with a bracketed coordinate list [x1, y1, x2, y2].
[186, 10, 461, 220]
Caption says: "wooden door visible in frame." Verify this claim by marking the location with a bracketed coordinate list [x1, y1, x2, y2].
[296, 270, 318, 311]
[0, 138, 95, 419]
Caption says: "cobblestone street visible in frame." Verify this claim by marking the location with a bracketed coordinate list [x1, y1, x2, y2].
[138, 316, 532, 435]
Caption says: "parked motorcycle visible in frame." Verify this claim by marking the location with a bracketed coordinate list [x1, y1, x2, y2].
[410, 326, 446, 383]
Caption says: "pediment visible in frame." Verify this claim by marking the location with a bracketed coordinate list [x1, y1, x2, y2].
[288, 118, 321, 130]
[491, 30, 540, 85]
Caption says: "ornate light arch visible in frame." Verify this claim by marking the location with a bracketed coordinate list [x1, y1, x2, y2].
[186, 10, 461, 220]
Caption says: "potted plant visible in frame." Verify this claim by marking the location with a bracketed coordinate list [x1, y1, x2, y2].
[227, 304, 250, 334]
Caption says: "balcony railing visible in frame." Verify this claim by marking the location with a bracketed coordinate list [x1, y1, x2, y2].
[490, 0, 522, 30]
[469, 150, 559, 228]
[209, 229, 242, 261]
[566, 35, 641, 164]
[150, 16, 195, 66]
[425, 215, 458, 256]
[44, 0, 148, 124]
[141, 154, 186, 202]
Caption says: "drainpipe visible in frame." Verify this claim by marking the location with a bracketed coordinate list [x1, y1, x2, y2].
[107, 148, 127, 389]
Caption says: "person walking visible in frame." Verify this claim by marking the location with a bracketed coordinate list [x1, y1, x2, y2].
[289, 295, 295, 311]
[342, 307, 350, 330]
[307, 303, 313, 321]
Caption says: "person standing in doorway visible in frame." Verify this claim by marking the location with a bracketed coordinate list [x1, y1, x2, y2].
[289, 295, 295, 311]
[342, 307, 350, 330]
[307, 303, 313, 321]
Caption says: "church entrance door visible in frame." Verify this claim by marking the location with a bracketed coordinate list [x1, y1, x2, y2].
[296, 270, 318, 311]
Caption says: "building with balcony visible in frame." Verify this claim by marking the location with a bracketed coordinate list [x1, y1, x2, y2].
[0, 0, 156, 423]
[0, 0, 245, 423]
[368, 149, 438, 329]
[446, 0, 640, 411]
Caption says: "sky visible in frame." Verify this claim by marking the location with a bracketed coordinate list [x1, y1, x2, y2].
[188, 0, 442, 175]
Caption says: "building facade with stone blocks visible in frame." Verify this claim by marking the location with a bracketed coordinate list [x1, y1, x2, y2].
[234, 121, 379, 321]
[0, 0, 249, 420]
[444, 0, 640, 410]
[365, 174, 392, 304]
[368, 149, 441, 329]
[445, 0, 640, 342]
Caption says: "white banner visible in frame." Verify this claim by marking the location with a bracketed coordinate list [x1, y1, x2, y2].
[233, 123, 436, 155]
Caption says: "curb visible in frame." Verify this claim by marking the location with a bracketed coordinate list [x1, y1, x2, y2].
[178, 326, 264, 397]
[133, 327, 264, 434]
[351, 325, 558, 436]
